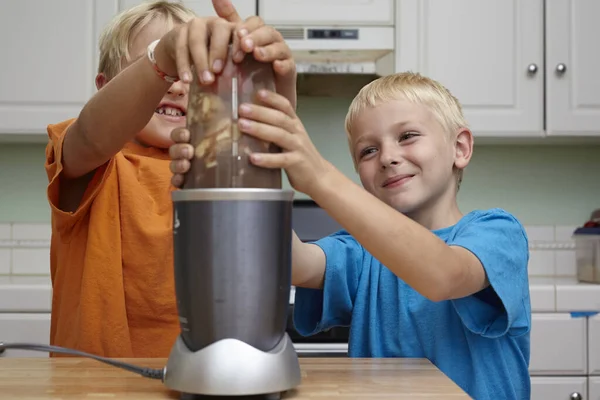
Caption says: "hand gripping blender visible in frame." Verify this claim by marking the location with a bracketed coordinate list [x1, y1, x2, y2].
[162, 47, 302, 398]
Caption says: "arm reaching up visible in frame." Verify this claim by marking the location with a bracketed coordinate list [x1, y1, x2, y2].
[62, 17, 238, 180]
[291, 231, 326, 288]
[212, 0, 297, 109]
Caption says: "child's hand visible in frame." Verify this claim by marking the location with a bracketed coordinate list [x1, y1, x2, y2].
[214, 0, 297, 109]
[154, 0, 296, 108]
[168, 90, 333, 192]
[167, 1, 298, 187]
[154, 15, 242, 85]
[169, 127, 193, 188]
[237, 90, 334, 197]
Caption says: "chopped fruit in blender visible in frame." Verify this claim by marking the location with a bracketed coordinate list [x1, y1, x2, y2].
[183, 47, 282, 189]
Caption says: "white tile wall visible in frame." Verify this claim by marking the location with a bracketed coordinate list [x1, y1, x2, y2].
[0, 223, 582, 278]
[0, 223, 10, 240]
[0, 223, 13, 275]
[12, 248, 50, 275]
[525, 225, 556, 276]
[11, 223, 51, 241]
[528, 250, 555, 276]
[526, 225, 555, 242]
[555, 250, 576, 277]
[554, 225, 579, 242]
[1, 223, 51, 276]
[526, 224, 579, 278]
[0, 249, 10, 274]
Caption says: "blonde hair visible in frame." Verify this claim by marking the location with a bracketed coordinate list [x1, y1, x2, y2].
[344, 71, 469, 189]
[98, 0, 196, 79]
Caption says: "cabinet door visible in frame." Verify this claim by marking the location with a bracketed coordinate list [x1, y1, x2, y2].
[0, 1, 117, 136]
[0, 314, 51, 358]
[590, 377, 600, 400]
[258, 0, 394, 25]
[395, 0, 544, 137]
[529, 313, 587, 375]
[546, 0, 600, 136]
[531, 377, 587, 400]
[589, 315, 600, 375]
[119, 0, 257, 19]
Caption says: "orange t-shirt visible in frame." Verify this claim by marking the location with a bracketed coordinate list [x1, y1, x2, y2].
[44, 118, 180, 358]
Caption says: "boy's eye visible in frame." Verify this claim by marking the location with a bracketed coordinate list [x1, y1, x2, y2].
[358, 147, 376, 159]
[399, 131, 418, 141]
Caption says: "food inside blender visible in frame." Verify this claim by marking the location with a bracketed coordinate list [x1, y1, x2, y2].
[183, 50, 282, 190]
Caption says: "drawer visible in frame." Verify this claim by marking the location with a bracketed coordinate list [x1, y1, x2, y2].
[530, 313, 587, 375]
[0, 313, 51, 358]
[294, 343, 348, 357]
[531, 377, 587, 400]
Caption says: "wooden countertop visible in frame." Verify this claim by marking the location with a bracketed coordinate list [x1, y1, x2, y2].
[0, 357, 469, 399]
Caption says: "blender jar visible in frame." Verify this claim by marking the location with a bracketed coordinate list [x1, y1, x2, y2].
[183, 47, 282, 190]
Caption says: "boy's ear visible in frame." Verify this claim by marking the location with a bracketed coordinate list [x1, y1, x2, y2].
[453, 128, 474, 170]
[95, 73, 108, 90]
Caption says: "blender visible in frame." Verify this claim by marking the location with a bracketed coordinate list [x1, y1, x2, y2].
[162, 46, 302, 397]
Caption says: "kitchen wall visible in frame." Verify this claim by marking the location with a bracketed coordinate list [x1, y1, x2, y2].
[1, 95, 598, 226]
[1, 94, 598, 278]
[1, 94, 599, 278]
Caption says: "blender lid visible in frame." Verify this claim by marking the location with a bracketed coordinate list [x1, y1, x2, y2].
[573, 227, 600, 235]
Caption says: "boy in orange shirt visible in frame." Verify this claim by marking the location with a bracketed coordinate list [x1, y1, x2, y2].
[44, 0, 297, 358]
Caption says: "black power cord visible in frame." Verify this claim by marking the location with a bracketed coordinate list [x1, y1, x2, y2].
[0, 342, 165, 380]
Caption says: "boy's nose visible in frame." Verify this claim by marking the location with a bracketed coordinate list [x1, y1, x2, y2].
[167, 80, 188, 97]
[379, 149, 400, 169]
[381, 160, 399, 170]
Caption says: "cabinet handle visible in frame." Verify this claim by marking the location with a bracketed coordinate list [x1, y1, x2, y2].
[527, 63, 538, 74]
[570, 392, 582, 400]
[556, 63, 567, 75]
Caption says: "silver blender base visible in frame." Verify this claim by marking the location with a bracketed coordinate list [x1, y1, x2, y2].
[163, 333, 302, 397]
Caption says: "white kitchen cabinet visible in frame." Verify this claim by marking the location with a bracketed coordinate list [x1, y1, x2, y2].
[259, 0, 394, 26]
[395, 0, 600, 138]
[2, 0, 600, 140]
[529, 312, 600, 400]
[531, 377, 587, 400]
[0, 313, 51, 358]
[119, 0, 257, 19]
[0, 0, 256, 138]
[590, 377, 600, 400]
[545, 0, 600, 136]
[589, 314, 600, 375]
[530, 313, 588, 376]
[395, 0, 544, 137]
[0, 0, 116, 136]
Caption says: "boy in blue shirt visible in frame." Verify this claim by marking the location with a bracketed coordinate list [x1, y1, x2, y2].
[171, 71, 531, 399]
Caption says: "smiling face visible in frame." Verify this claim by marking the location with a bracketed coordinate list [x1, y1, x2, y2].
[349, 97, 471, 226]
[128, 17, 189, 149]
[96, 16, 189, 149]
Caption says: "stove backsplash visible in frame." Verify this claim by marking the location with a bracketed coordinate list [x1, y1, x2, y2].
[0, 203, 579, 278]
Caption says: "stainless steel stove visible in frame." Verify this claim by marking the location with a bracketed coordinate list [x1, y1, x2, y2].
[287, 200, 350, 357]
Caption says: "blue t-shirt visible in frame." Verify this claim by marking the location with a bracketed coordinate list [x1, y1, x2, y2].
[293, 208, 531, 400]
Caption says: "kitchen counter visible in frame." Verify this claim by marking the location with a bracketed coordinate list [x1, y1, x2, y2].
[528, 276, 600, 312]
[0, 357, 469, 399]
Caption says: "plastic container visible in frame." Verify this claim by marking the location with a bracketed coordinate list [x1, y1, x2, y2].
[183, 46, 282, 190]
[573, 227, 600, 284]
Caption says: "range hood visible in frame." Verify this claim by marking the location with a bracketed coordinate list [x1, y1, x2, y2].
[275, 26, 395, 97]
